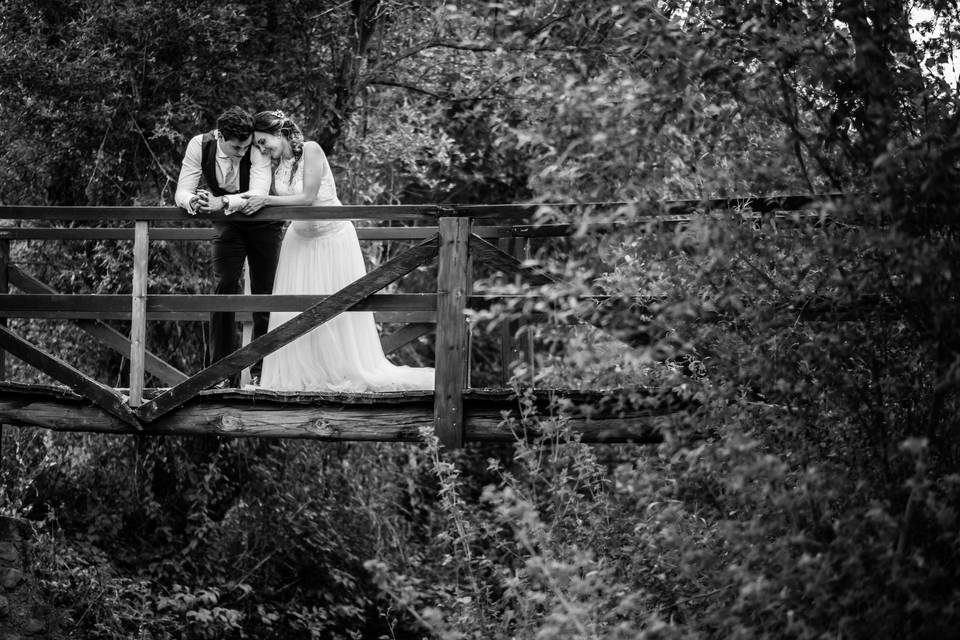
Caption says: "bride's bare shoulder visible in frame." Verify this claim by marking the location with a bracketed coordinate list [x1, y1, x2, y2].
[303, 140, 324, 155]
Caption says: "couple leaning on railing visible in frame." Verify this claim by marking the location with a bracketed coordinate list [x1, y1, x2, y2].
[175, 105, 434, 393]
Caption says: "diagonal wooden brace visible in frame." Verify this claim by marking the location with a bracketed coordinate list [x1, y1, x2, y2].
[0, 325, 141, 429]
[381, 323, 435, 354]
[7, 265, 188, 386]
[136, 234, 441, 423]
[468, 234, 557, 286]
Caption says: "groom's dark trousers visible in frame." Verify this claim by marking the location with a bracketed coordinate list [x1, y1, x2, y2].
[210, 221, 285, 383]
[176, 128, 284, 386]
[180, 129, 283, 384]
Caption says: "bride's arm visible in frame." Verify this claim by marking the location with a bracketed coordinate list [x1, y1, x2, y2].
[241, 142, 327, 213]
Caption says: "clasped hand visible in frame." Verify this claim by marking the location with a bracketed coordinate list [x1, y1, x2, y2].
[191, 189, 226, 214]
[189, 190, 267, 216]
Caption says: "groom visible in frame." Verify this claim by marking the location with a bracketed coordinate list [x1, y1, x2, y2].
[174, 106, 285, 386]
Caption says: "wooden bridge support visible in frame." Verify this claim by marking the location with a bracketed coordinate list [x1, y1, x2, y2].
[497, 237, 535, 386]
[4, 197, 834, 446]
[434, 216, 472, 449]
[0, 383, 680, 444]
[5, 266, 188, 386]
[135, 235, 441, 423]
[129, 220, 149, 407]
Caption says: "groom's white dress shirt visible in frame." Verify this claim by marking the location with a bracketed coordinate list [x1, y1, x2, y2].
[174, 130, 272, 215]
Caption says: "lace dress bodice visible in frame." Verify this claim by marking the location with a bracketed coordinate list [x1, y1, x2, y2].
[273, 153, 348, 237]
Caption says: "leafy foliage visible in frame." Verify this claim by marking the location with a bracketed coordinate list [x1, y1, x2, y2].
[1, 0, 959, 638]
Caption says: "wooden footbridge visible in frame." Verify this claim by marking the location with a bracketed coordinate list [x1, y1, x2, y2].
[0, 197, 828, 448]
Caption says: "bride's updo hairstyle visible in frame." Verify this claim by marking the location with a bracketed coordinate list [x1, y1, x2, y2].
[253, 110, 305, 183]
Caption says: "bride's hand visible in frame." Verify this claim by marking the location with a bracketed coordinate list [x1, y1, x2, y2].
[239, 194, 269, 215]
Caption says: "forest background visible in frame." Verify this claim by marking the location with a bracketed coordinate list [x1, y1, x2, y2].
[0, 0, 958, 638]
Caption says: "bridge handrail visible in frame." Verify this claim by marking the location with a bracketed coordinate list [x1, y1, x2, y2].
[0, 193, 845, 221]
[0, 224, 576, 241]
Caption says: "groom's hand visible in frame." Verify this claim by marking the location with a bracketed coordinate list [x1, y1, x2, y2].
[195, 189, 212, 213]
[196, 190, 227, 214]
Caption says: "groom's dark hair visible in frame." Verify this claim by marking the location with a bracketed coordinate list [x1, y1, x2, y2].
[216, 106, 255, 142]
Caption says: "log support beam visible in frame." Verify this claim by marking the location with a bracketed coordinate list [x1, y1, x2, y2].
[0, 384, 680, 444]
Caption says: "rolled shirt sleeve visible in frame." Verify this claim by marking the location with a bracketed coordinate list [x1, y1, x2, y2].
[174, 135, 204, 214]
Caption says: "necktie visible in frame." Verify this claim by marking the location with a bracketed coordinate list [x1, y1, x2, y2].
[223, 159, 238, 191]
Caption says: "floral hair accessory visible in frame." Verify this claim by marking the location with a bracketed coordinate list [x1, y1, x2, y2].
[272, 110, 285, 119]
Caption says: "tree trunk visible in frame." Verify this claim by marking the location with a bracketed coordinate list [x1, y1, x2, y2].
[316, 0, 382, 154]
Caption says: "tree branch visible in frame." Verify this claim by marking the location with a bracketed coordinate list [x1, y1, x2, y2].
[128, 113, 176, 189]
[365, 79, 480, 102]
[366, 38, 583, 79]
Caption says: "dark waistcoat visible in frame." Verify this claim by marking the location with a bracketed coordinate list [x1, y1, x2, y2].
[201, 131, 251, 196]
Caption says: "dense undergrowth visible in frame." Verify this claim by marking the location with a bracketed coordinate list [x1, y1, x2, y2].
[3, 214, 958, 639]
[2, 355, 956, 639]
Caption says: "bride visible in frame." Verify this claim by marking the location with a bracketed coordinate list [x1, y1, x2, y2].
[240, 110, 434, 392]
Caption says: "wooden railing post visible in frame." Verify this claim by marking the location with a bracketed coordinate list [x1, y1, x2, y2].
[434, 215, 472, 449]
[497, 237, 535, 386]
[129, 221, 149, 406]
[497, 238, 516, 386]
[519, 235, 535, 386]
[239, 259, 253, 386]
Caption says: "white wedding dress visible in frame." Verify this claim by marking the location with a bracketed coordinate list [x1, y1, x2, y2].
[259, 152, 435, 392]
